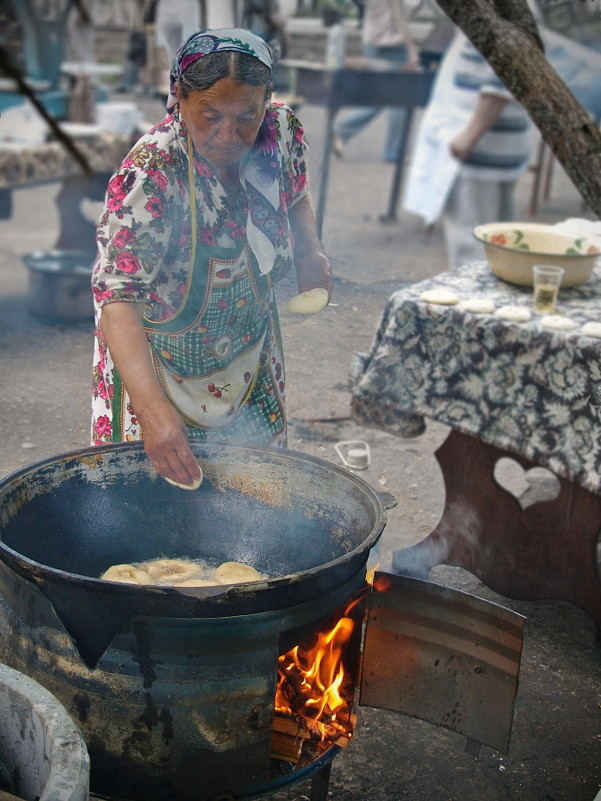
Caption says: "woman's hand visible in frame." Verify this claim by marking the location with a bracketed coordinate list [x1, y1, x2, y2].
[135, 399, 202, 487]
[99, 301, 202, 486]
[288, 195, 333, 299]
[295, 250, 333, 299]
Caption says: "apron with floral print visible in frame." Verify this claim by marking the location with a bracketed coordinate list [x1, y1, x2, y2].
[109, 239, 286, 446]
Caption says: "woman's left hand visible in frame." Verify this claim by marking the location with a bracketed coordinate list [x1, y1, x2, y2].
[289, 195, 333, 299]
[295, 250, 333, 300]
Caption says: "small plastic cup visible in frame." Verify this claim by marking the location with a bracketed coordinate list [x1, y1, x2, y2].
[532, 265, 564, 314]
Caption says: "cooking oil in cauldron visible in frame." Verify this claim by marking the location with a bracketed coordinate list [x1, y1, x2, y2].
[99, 556, 270, 587]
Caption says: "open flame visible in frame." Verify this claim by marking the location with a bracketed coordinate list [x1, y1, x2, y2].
[272, 593, 365, 759]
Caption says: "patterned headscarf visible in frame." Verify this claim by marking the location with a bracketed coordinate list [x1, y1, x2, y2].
[167, 28, 273, 110]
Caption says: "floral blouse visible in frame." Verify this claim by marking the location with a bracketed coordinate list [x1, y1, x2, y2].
[92, 102, 309, 320]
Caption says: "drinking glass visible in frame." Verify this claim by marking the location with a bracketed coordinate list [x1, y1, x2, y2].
[533, 265, 564, 314]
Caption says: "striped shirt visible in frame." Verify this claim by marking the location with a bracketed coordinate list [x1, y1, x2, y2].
[453, 39, 533, 181]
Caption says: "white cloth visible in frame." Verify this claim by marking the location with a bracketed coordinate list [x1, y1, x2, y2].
[154, 0, 202, 94]
[401, 33, 465, 226]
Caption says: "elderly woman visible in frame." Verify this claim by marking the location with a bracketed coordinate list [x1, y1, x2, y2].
[91, 28, 331, 487]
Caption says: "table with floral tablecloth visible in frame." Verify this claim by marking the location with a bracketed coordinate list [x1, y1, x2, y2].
[0, 132, 131, 190]
[351, 260, 601, 495]
[0, 130, 133, 247]
[350, 260, 601, 634]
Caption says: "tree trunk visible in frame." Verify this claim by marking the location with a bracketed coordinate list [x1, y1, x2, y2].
[435, 0, 601, 219]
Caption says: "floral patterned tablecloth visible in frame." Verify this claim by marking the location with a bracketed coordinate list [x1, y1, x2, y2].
[0, 132, 131, 189]
[350, 260, 601, 494]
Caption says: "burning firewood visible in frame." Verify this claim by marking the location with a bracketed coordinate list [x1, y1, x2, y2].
[271, 714, 311, 763]
[270, 712, 357, 763]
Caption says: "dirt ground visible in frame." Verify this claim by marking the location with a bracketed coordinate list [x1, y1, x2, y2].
[0, 91, 600, 801]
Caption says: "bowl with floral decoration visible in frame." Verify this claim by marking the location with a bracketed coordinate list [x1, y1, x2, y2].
[473, 222, 601, 287]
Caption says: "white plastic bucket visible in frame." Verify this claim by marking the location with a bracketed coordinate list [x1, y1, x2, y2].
[95, 102, 141, 136]
[0, 662, 89, 801]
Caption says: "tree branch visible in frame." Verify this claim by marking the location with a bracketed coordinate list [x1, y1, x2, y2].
[436, 0, 601, 218]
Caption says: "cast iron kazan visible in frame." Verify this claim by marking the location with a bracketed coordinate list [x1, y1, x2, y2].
[0, 442, 524, 801]
[0, 441, 386, 800]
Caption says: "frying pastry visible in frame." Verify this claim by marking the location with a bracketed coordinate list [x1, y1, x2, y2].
[100, 564, 152, 585]
[214, 561, 263, 585]
[101, 557, 265, 588]
[143, 558, 204, 585]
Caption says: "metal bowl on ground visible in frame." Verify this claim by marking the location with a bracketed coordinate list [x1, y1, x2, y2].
[22, 250, 95, 322]
[473, 222, 601, 287]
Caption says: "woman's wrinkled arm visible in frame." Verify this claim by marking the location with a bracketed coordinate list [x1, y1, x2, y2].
[288, 194, 333, 298]
[99, 301, 201, 485]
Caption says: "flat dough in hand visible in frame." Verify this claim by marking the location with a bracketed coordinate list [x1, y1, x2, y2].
[100, 564, 152, 585]
[460, 298, 495, 314]
[540, 314, 577, 331]
[164, 472, 202, 490]
[214, 561, 263, 585]
[285, 288, 329, 315]
[495, 305, 532, 322]
[582, 321, 601, 338]
[419, 289, 459, 305]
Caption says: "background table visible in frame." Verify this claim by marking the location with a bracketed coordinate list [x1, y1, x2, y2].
[351, 261, 601, 637]
[0, 131, 130, 191]
[0, 130, 132, 250]
[276, 59, 436, 236]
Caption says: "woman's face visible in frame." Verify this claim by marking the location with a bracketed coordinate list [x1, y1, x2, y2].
[176, 76, 267, 170]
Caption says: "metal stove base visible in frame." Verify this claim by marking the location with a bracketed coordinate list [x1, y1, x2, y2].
[89, 746, 339, 801]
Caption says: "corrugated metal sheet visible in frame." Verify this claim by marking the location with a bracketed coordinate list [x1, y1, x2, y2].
[360, 573, 525, 753]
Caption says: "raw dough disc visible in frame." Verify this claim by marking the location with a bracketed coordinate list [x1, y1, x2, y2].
[460, 297, 495, 314]
[100, 564, 152, 585]
[164, 472, 202, 490]
[285, 288, 329, 315]
[582, 321, 601, 338]
[419, 288, 459, 305]
[214, 561, 263, 585]
[495, 305, 532, 322]
[540, 314, 577, 331]
[172, 578, 217, 587]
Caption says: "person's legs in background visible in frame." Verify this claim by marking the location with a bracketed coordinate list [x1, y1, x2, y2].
[384, 105, 408, 162]
[333, 43, 409, 160]
[381, 44, 409, 161]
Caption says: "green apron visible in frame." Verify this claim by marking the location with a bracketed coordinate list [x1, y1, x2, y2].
[143, 239, 286, 444]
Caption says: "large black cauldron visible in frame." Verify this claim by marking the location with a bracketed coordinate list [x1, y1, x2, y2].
[0, 441, 386, 801]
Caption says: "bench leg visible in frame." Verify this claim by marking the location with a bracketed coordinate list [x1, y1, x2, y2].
[392, 429, 601, 639]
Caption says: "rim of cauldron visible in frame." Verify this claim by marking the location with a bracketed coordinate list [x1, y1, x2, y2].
[0, 441, 387, 611]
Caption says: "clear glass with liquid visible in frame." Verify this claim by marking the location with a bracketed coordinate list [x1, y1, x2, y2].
[533, 265, 564, 314]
